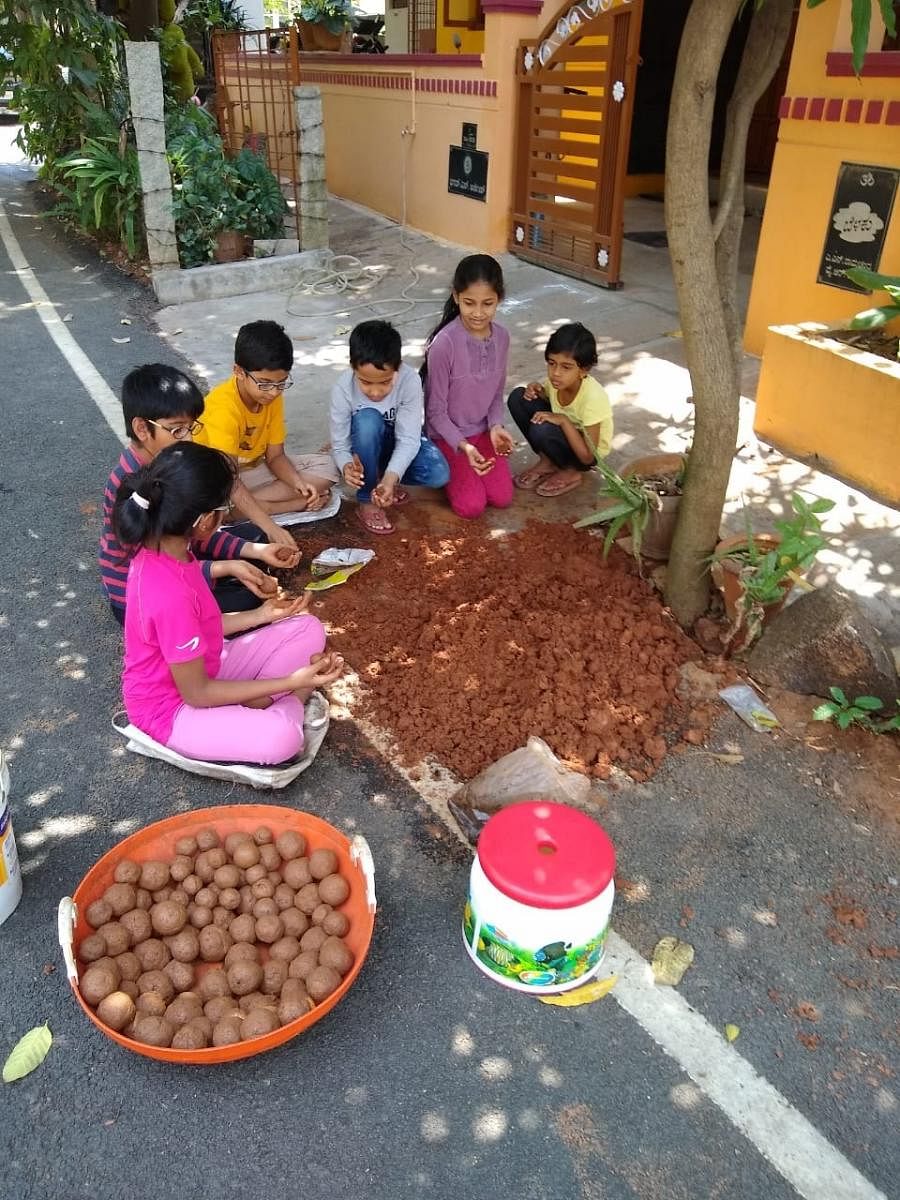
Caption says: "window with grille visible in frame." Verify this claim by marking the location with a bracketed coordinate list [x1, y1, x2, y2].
[408, 0, 437, 52]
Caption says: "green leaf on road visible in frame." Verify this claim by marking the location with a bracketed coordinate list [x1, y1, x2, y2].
[3, 1024, 52, 1083]
[724, 1023, 740, 1043]
[651, 937, 695, 986]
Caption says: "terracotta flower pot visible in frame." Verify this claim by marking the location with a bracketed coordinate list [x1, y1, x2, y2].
[622, 453, 686, 562]
[213, 230, 250, 264]
[712, 533, 783, 623]
[297, 18, 349, 51]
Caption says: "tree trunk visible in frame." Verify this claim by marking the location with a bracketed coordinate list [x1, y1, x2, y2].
[663, 0, 744, 627]
[715, 0, 795, 365]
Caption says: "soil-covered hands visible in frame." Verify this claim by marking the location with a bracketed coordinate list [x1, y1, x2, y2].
[270, 524, 299, 552]
[288, 650, 345, 691]
[524, 381, 547, 401]
[490, 426, 514, 457]
[461, 441, 495, 476]
[254, 541, 301, 571]
[342, 454, 365, 491]
[372, 472, 399, 508]
[223, 560, 278, 599]
[256, 593, 311, 624]
[531, 410, 568, 428]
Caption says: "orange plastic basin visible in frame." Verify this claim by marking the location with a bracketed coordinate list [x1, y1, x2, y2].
[64, 805, 375, 1065]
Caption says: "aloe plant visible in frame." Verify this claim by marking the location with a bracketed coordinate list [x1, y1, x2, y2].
[573, 461, 659, 561]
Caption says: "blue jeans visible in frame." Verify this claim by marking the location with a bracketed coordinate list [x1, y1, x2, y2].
[350, 407, 450, 501]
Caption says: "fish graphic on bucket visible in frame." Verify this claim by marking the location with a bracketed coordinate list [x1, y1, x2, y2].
[463, 800, 615, 995]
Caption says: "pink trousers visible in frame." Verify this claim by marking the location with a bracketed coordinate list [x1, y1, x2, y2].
[167, 614, 326, 765]
[435, 433, 514, 520]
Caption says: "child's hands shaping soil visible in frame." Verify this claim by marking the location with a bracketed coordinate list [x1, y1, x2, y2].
[490, 426, 514, 457]
[462, 442, 495, 476]
[342, 455, 365, 491]
[289, 651, 345, 692]
[257, 593, 311, 624]
[255, 542, 302, 571]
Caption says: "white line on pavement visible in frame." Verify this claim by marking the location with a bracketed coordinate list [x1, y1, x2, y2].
[0, 200, 125, 443]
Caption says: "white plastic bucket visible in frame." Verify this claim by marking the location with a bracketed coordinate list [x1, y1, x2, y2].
[0, 750, 23, 926]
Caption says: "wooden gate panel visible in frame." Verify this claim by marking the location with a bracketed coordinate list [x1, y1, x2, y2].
[509, 0, 643, 288]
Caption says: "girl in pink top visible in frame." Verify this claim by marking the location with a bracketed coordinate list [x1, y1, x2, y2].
[423, 255, 515, 519]
[115, 443, 344, 766]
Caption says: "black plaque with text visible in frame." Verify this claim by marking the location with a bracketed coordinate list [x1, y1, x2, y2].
[817, 162, 898, 293]
[448, 146, 488, 202]
[462, 122, 478, 150]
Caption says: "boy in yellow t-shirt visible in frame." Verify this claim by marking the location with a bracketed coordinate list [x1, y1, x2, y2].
[197, 320, 339, 548]
[507, 322, 612, 498]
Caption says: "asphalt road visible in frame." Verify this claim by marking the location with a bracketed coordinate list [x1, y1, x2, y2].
[0, 143, 896, 1200]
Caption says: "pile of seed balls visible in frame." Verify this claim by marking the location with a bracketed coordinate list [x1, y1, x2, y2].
[76, 825, 355, 1050]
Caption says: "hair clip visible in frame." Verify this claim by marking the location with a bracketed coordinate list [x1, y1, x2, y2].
[131, 492, 150, 510]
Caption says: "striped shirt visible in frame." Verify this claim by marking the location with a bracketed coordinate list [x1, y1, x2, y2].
[98, 446, 245, 613]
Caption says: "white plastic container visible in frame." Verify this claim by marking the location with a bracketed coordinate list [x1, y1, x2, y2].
[463, 800, 616, 994]
[0, 750, 23, 926]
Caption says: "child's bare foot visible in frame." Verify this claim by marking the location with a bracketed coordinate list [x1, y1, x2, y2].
[535, 469, 583, 497]
[302, 488, 332, 512]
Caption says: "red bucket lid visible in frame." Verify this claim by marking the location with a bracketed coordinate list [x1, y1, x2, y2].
[477, 801, 616, 909]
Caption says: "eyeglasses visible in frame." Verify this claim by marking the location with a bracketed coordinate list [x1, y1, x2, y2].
[148, 418, 203, 441]
[192, 502, 233, 529]
[244, 371, 294, 394]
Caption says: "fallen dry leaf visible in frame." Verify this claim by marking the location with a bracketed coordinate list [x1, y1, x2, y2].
[679, 904, 695, 928]
[724, 1023, 740, 1043]
[651, 937, 694, 986]
[538, 975, 617, 1007]
[753, 910, 778, 927]
[868, 943, 899, 960]
[797, 1032, 822, 1050]
[706, 752, 745, 765]
[78, 501, 97, 516]
[794, 1002, 821, 1022]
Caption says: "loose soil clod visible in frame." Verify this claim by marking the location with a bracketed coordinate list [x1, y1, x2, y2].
[290, 518, 706, 781]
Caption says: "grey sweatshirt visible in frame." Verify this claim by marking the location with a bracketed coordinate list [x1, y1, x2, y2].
[330, 363, 425, 481]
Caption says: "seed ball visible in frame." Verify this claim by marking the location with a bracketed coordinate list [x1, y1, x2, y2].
[116, 952, 142, 982]
[151, 901, 187, 937]
[91, 956, 123, 986]
[138, 970, 175, 1003]
[267, 871, 283, 888]
[206, 848, 227, 870]
[241, 1008, 279, 1039]
[195, 828, 220, 851]
[309, 848, 338, 881]
[255, 914, 284, 944]
[218, 887, 241, 912]
[113, 860, 142, 885]
[81, 964, 119, 1006]
[262, 959, 288, 995]
[295, 883, 320, 915]
[287, 951, 319, 981]
[274, 884, 295, 912]
[172, 1023, 208, 1050]
[152, 887, 173, 904]
[239, 887, 255, 915]
[251, 879, 274, 900]
[252, 898, 277, 919]
[311, 903, 332, 927]
[232, 840, 261, 870]
[169, 888, 191, 909]
[133, 1015, 175, 1048]
[239, 992, 276, 1014]
[194, 855, 216, 884]
[227, 960, 263, 997]
[103, 882, 137, 917]
[198, 925, 232, 962]
[194, 886, 218, 909]
[270, 935, 301, 963]
[167, 927, 200, 963]
[279, 980, 310, 1024]
[169, 855, 194, 883]
[317, 874, 350, 907]
[281, 858, 311, 890]
[258, 844, 281, 872]
[139, 861, 170, 892]
[136, 992, 167, 1017]
[119, 979, 139, 1001]
[198, 968, 230, 1001]
[245, 864, 267, 885]
[188, 1015, 213, 1040]
[319, 936, 354, 976]
[307, 965, 341, 1003]
[189, 905, 213, 930]
[275, 830, 306, 861]
[134, 938, 170, 971]
[96, 921, 131, 956]
[182, 874, 202, 897]
[322, 910, 351, 938]
[174, 835, 198, 857]
[300, 926, 327, 955]
[224, 832, 252, 857]
[281, 908, 309, 939]
[164, 960, 195, 993]
[224, 942, 259, 969]
[229, 914, 256, 944]
[212, 1016, 243, 1047]
[253, 825, 274, 845]
[120, 909, 152, 945]
[212, 906, 232, 930]
[204, 996, 239, 1023]
[214, 864, 241, 890]
[85, 899, 113, 929]
[79, 933, 108, 963]
[165, 994, 204, 1027]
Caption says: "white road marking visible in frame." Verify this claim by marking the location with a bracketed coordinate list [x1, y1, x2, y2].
[0, 201, 125, 443]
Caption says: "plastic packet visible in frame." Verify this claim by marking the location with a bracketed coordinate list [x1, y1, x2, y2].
[718, 683, 780, 732]
[304, 564, 367, 592]
[310, 547, 375, 577]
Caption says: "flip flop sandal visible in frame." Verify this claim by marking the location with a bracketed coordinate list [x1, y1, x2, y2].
[535, 474, 584, 498]
[392, 488, 411, 507]
[514, 467, 554, 491]
[355, 505, 395, 536]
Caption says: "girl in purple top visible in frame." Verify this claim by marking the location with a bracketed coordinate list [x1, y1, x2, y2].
[423, 255, 515, 519]
[114, 444, 344, 766]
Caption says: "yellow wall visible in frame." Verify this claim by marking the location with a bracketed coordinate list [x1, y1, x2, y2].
[745, 1, 900, 354]
[436, 0, 484, 55]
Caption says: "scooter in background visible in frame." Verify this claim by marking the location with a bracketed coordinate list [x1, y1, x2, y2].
[351, 9, 387, 53]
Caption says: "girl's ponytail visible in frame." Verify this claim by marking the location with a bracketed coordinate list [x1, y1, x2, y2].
[113, 467, 160, 548]
[420, 254, 506, 385]
[112, 444, 236, 551]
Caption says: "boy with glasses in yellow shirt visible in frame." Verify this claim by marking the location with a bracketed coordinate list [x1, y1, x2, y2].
[197, 321, 339, 548]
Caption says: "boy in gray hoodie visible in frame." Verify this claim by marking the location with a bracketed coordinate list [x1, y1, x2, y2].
[330, 320, 450, 535]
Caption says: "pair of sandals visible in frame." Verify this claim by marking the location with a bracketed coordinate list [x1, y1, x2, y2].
[514, 465, 584, 497]
[355, 487, 410, 535]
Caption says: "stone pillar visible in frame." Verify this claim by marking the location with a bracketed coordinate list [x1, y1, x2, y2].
[293, 85, 329, 251]
[124, 41, 180, 270]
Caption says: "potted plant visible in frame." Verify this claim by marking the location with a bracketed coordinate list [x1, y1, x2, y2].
[297, 0, 353, 51]
[574, 452, 687, 563]
[710, 493, 835, 653]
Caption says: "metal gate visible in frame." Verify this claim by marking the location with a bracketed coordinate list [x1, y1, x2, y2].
[509, 0, 642, 288]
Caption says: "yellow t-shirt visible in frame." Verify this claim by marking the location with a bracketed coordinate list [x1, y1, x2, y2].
[196, 377, 287, 467]
[546, 375, 613, 458]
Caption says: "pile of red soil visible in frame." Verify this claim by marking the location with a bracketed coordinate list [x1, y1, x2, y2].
[291, 520, 703, 782]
